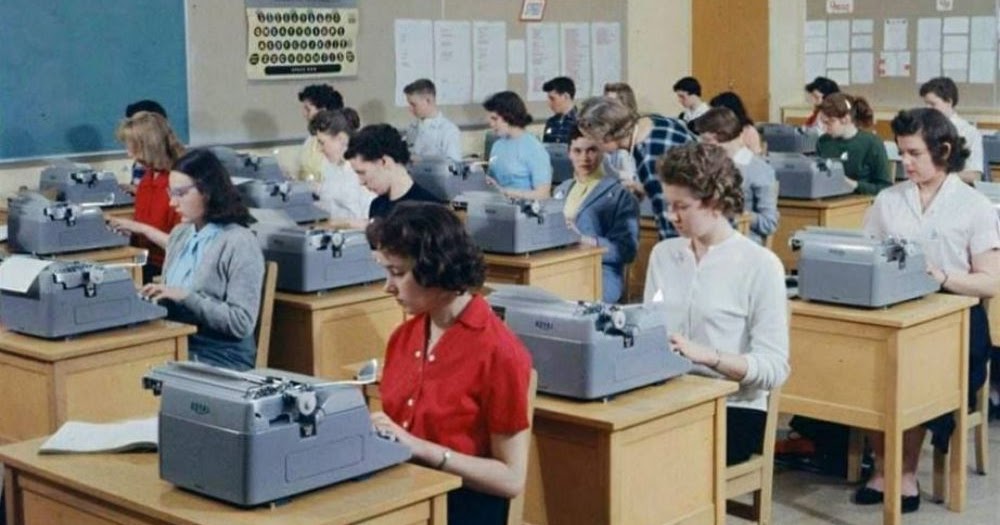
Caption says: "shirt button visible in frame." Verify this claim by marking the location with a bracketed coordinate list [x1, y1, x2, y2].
[407, 398, 414, 406]
[429, 355, 436, 362]
[414, 350, 421, 358]
[402, 421, 410, 429]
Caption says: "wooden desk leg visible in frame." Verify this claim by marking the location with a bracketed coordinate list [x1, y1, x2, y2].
[948, 309, 971, 512]
[885, 341, 902, 525]
[430, 493, 448, 525]
[4, 468, 19, 525]
[846, 428, 864, 483]
[714, 397, 727, 525]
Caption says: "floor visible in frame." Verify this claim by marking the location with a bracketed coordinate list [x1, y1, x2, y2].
[729, 419, 1000, 524]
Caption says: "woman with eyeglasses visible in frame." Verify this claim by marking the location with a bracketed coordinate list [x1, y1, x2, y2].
[138, 148, 265, 371]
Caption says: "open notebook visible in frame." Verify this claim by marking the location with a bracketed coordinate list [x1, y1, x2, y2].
[39, 417, 158, 454]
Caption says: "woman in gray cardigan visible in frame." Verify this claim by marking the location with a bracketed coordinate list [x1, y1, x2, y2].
[140, 148, 265, 371]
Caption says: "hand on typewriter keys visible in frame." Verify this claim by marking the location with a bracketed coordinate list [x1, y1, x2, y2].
[370, 412, 416, 449]
[140, 283, 189, 303]
[668, 333, 716, 367]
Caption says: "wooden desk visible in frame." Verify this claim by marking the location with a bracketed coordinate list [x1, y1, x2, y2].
[783, 104, 1000, 140]
[627, 212, 750, 303]
[781, 294, 978, 525]
[0, 244, 146, 287]
[0, 320, 195, 444]
[269, 282, 404, 379]
[524, 375, 737, 525]
[0, 437, 460, 525]
[484, 245, 605, 302]
[773, 195, 873, 271]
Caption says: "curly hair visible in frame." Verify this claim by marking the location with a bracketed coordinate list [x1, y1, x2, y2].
[657, 143, 744, 217]
[891, 108, 969, 173]
[577, 96, 639, 144]
[366, 202, 485, 292]
[116, 112, 184, 171]
[173, 148, 254, 227]
[482, 91, 533, 128]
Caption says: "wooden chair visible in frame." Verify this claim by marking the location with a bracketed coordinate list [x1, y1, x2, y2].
[726, 387, 781, 525]
[930, 366, 991, 502]
[254, 261, 278, 368]
[507, 370, 538, 525]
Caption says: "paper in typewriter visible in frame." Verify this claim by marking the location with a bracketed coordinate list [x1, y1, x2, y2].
[0, 256, 54, 293]
[39, 417, 158, 454]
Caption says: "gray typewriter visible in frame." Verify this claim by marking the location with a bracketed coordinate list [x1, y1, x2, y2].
[0, 256, 165, 338]
[460, 191, 580, 254]
[408, 157, 492, 201]
[6, 190, 129, 255]
[544, 143, 574, 185]
[790, 227, 939, 308]
[143, 361, 410, 507]
[974, 180, 1000, 217]
[210, 146, 285, 182]
[253, 224, 383, 292]
[766, 152, 854, 199]
[40, 162, 134, 207]
[236, 179, 329, 224]
[488, 285, 691, 400]
[760, 123, 819, 154]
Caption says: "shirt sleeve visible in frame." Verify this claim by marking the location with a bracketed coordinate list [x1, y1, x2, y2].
[596, 186, 640, 265]
[741, 253, 791, 390]
[856, 135, 893, 195]
[443, 121, 463, 162]
[969, 200, 1000, 257]
[862, 192, 889, 239]
[643, 243, 667, 302]
[965, 126, 985, 176]
[484, 338, 532, 434]
[180, 231, 265, 339]
[527, 139, 553, 188]
[750, 168, 780, 237]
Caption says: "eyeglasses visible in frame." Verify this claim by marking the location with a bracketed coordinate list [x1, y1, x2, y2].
[166, 184, 195, 198]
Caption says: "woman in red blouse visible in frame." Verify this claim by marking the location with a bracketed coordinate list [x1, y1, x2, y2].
[366, 202, 533, 525]
[110, 112, 184, 283]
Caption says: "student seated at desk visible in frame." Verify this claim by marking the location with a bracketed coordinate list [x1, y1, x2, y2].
[856, 108, 1000, 514]
[815, 93, 892, 195]
[674, 76, 710, 125]
[601, 82, 639, 184]
[643, 143, 789, 465]
[139, 149, 265, 372]
[553, 128, 639, 303]
[576, 96, 696, 239]
[367, 202, 533, 525]
[403, 78, 462, 162]
[802, 76, 841, 135]
[297, 84, 345, 182]
[542, 76, 578, 144]
[708, 91, 762, 155]
[124, 99, 169, 184]
[695, 107, 779, 245]
[920, 76, 984, 183]
[482, 91, 552, 200]
[308, 109, 374, 226]
[345, 124, 441, 220]
[110, 111, 184, 283]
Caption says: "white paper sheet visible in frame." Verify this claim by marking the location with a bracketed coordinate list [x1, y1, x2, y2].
[827, 69, 850, 85]
[827, 52, 849, 69]
[826, 0, 853, 15]
[970, 16, 997, 51]
[918, 18, 942, 50]
[852, 19, 873, 34]
[806, 20, 827, 38]
[394, 19, 434, 108]
[969, 50, 996, 83]
[0, 225, 7, 242]
[526, 23, 560, 102]
[828, 20, 850, 52]
[805, 37, 827, 54]
[805, 53, 827, 83]
[880, 51, 911, 77]
[943, 51, 968, 82]
[916, 51, 942, 83]
[943, 34, 969, 53]
[884, 18, 909, 51]
[433, 21, 472, 106]
[40, 418, 158, 454]
[560, 23, 591, 98]
[851, 34, 873, 50]
[508, 39, 525, 74]
[0, 256, 55, 294]
[473, 22, 507, 102]
[942, 16, 969, 34]
[851, 52, 874, 84]
[591, 22, 622, 95]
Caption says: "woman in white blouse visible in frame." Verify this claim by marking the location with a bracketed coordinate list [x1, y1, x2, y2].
[643, 143, 790, 465]
[857, 108, 1000, 514]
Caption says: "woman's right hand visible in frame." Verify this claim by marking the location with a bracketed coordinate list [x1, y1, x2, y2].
[108, 217, 147, 237]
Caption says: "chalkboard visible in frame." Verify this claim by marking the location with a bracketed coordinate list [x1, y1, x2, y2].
[0, 1, 189, 162]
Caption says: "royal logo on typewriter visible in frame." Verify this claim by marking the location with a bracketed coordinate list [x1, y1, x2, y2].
[189, 401, 211, 416]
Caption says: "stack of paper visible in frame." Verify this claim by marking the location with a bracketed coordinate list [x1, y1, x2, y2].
[39, 417, 158, 454]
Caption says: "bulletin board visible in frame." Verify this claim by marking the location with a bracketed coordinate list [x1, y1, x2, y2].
[805, 0, 998, 109]
[187, 0, 627, 146]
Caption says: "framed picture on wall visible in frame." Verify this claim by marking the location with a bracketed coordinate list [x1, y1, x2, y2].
[520, 0, 546, 21]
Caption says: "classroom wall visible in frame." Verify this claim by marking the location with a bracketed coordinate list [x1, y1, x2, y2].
[769, 0, 808, 121]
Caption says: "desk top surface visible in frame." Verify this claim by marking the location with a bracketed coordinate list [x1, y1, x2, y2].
[0, 320, 195, 361]
[641, 212, 751, 230]
[0, 437, 461, 525]
[790, 293, 979, 328]
[274, 282, 393, 311]
[482, 245, 605, 267]
[777, 194, 874, 210]
[534, 374, 737, 432]
[0, 244, 145, 262]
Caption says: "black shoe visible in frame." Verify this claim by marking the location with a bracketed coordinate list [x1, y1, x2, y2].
[853, 486, 883, 505]
[901, 493, 921, 513]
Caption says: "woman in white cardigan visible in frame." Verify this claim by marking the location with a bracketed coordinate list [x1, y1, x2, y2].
[643, 143, 790, 464]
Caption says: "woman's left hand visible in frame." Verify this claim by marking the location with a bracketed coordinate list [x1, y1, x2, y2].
[371, 411, 421, 453]
[927, 264, 947, 286]
[669, 333, 717, 366]
[845, 178, 859, 190]
[140, 283, 189, 303]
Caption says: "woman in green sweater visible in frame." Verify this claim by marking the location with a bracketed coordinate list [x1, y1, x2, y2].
[815, 93, 892, 195]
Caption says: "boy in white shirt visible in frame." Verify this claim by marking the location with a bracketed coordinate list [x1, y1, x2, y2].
[673, 76, 710, 125]
[920, 76, 984, 183]
[402, 79, 462, 162]
[308, 109, 375, 227]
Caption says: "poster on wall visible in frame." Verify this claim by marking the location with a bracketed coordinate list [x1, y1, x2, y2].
[245, 0, 359, 80]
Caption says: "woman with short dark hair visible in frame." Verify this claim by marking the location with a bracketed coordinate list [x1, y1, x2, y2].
[482, 91, 552, 200]
[139, 148, 264, 371]
[366, 202, 533, 525]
